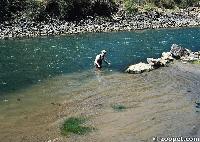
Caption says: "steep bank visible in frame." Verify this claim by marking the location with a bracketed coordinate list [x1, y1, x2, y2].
[0, 7, 200, 39]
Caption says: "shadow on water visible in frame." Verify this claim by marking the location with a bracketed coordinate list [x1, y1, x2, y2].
[0, 27, 200, 94]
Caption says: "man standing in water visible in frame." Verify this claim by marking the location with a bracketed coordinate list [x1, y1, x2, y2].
[94, 50, 111, 69]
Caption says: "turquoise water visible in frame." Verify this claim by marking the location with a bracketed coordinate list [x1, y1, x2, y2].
[0, 27, 200, 94]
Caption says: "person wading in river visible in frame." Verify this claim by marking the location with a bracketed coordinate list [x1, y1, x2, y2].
[94, 50, 111, 69]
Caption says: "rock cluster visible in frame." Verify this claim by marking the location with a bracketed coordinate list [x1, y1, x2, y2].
[170, 44, 191, 59]
[170, 44, 200, 62]
[126, 51, 173, 73]
[126, 44, 200, 74]
[0, 7, 200, 39]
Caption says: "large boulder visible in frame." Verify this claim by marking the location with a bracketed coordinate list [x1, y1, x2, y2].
[170, 44, 191, 59]
[198, 13, 200, 19]
[180, 52, 200, 62]
[147, 58, 161, 67]
[147, 57, 169, 67]
[125, 62, 154, 74]
[161, 52, 174, 61]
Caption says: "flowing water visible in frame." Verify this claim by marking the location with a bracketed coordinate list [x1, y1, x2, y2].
[0, 27, 200, 142]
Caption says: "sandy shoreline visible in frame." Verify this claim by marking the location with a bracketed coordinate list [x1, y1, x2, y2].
[1, 61, 200, 142]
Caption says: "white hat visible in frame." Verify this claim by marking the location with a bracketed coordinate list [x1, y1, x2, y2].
[101, 50, 107, 54]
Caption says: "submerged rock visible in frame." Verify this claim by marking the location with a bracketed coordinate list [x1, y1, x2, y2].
[125, 62, 154, 74]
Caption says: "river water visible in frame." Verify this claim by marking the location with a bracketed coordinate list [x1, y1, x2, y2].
[0, 27, 200, 142]
[0, 27, 200, 94]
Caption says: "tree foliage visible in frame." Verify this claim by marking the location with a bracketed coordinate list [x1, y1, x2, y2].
[151, 0, 199, 8]
[124, 0, 139, 13]
[0, 0, 28, 22]
[0, 0, 199, 22]
[124, 0, 199, 12]
[0, 0, 118, 22]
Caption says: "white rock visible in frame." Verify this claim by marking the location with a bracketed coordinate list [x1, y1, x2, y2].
[161, 52, 174, 61]
[125, 62, 154, 74]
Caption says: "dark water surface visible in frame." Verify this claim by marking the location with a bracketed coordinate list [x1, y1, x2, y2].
[0, 27, 200, 94]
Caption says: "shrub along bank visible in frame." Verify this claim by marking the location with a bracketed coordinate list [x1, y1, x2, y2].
[0, 0, 199, 23]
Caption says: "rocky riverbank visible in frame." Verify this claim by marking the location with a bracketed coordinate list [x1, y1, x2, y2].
[0, 7, 200, 39]
[126, 44, 200, 74]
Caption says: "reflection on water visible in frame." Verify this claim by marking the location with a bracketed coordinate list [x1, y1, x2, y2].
[0, 27, 200, 94]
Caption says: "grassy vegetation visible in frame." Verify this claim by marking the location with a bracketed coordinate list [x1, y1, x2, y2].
[112, 104, 127, 111]
[143, 3, 157, 11]
[61, 117, 93, 135]
[124, 0, 139, 13]
[123, 0, 199, 13]
[191, 60, 200, 64]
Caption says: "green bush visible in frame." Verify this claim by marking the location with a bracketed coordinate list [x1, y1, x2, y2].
[0, 0, 118, 22]
[161, 0, 175, 9]
[0, 0, 199, 23]
[151, 0, 199, 9]
[153, 0, 175, 9]
[61, 117, 93, 135]
[111, 104, 127, 111]
[124, 0, 139, 13]
[24, 0, 44, 21]
[191, 60, 200, 64]
[35, 0, 118, 21]
[92, 0, 118, 17]
[144, 3, 156, 11]
[0, 0, 28, 22]
[174, 0, 199, 8]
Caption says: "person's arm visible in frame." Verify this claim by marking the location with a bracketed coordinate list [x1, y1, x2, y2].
[94, 55, 101, 68]
[104, 58, 111, 65]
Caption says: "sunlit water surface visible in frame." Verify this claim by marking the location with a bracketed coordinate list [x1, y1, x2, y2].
[0, 27, 200, 94]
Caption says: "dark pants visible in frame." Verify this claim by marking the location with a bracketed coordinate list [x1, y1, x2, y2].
[95, 61, 102, 69]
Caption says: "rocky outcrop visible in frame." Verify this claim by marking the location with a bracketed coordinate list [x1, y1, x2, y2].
[180, 51, 200, 62]
[161, 52, 174, 61]
[170, 44, 200, 62]
[125, 62, 154, 74]
[126, 44, 200, 74]
[170, 44, 191, 59]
